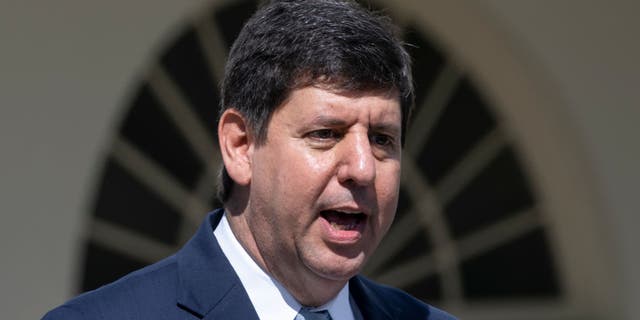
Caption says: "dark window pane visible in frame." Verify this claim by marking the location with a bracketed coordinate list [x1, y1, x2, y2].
[395, 186, 412, 221]
[461, 228, 560, 298]
[445, 147, 534, 238]
[93, 158, 182, 245]
[120, 84, 203, 190]
[80, 240, 147, 292]
[160, 28, 220, 138]
[379, 230, 432, 272]
[404, 274, 443, 302]
[214, 0, 258, 47]
[418, 78, 496, 185]
[404, 25, 446, 109]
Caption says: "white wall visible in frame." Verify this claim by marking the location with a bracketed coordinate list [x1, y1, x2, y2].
[402, 1, 639, 318]
[479, 2, 640, 318]
[1, 0, 638, 319]
[0, 1, 209, 318]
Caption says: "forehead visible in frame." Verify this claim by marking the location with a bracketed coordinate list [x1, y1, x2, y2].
[273, 86, 402, 124]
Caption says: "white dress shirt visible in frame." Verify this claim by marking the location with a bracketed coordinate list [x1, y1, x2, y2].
[214, 213, 355, 320]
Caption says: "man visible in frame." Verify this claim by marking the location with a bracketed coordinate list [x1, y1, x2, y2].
[43, 0, 456, 319]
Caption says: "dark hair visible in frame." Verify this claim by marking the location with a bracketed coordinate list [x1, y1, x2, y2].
[217, 0, 413, 202]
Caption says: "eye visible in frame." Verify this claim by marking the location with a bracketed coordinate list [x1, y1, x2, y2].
[370, 133, 394, 147]
[308, 129, 339, 140]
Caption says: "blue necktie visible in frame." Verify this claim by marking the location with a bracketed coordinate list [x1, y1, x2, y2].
[295, 307, 333, 320]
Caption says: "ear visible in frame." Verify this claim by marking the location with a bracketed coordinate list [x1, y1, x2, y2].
[218, 109, 253, 186]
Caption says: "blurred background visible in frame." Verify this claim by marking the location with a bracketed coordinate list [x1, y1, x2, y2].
[1, 0, 638, 319]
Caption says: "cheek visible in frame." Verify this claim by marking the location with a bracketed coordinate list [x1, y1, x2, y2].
[377, 165, 401, 221]
[286, 149, 336, 188]
[301, 148, 334, 172]
[378, 185, 399, 218]
[265, 149, 335, 211]
[379, 160, 401, 194]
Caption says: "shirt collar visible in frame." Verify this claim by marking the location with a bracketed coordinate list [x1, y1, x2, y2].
[214, 213, 354, 320]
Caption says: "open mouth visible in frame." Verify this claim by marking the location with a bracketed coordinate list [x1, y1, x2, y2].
[320, 210, 366, 231]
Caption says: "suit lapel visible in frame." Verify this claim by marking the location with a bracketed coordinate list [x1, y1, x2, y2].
[176, 209, 259, 320]
[201, 284, 261, 320]
[349, 276, 393, 320]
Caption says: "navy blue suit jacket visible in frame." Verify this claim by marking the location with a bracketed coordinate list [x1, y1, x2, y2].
[43, 210, 456, 319]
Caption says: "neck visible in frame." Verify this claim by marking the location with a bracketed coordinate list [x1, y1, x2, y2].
[269, 265, 346, 307]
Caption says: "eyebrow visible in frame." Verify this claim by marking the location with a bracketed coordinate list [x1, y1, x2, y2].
[310, 115, 400, 135]
[309, 115, 349, 127]
[370, 123, 401, 136]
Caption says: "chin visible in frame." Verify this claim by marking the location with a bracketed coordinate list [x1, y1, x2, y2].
[308, 254, 366, 282]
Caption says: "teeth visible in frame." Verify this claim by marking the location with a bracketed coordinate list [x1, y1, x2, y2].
[330, 221, 358, 231]
[334, 210, 362, 215]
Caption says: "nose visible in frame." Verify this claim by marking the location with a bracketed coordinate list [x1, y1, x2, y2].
[337, 133, 376, 186]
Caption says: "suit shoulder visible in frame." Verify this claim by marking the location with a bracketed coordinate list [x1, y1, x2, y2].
[41, 255, 179, 319]
[354, 276, 457, 320]
[42, 305, 84, 320]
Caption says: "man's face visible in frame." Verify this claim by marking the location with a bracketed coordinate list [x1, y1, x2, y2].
[244, 86, 402, 290]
